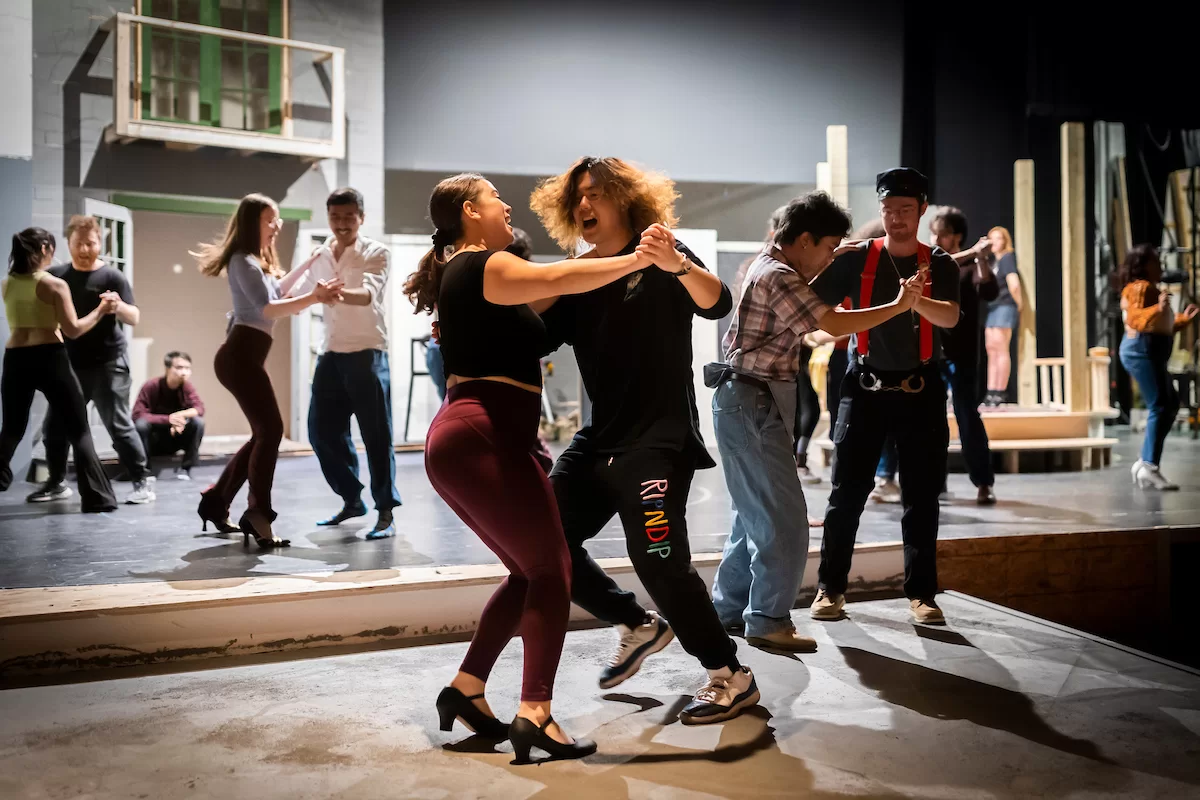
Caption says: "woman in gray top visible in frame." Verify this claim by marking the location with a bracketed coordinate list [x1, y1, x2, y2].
[193, 193, 343, 546]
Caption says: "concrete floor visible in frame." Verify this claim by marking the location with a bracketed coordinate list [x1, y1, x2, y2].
[2, 430, 1199, 588]
[1, 593, 1198, 799]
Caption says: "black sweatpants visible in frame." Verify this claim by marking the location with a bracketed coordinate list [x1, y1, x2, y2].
[550, 445, 739, 672]
[818, 362, 949, 600]
[0, 344, 116, 509]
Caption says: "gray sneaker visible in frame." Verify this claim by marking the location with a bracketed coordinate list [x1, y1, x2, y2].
[125, 479, 156, 505]
[26, 481, 73, 503]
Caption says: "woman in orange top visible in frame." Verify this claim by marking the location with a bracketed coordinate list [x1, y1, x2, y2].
[1117, 245, 1197, 489]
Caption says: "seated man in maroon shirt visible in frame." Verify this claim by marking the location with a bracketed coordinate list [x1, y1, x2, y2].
[132, 351, 205, 480]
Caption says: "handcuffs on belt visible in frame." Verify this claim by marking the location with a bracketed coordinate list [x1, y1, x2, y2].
[857, 370, 926, 393]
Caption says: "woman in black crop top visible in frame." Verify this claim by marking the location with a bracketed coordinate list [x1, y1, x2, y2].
[403, 172, 679, 762]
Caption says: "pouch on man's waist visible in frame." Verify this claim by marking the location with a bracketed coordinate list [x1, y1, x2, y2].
[702, 362, 730, 389]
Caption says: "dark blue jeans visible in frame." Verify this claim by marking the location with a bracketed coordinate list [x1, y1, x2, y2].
[942, 360, 994, 488]
[876, 438, 898, 480]
[308, 349, 401, 511]
[1119, 333, 1179, 465]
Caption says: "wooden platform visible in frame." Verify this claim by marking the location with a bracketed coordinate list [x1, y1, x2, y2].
[813, 405, 1120, 473]
[815, 435, 1118, 472]
[957, 407, 1120, 441]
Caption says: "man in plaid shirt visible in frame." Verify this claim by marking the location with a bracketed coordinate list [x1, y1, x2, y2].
[707, 191, 922, 651]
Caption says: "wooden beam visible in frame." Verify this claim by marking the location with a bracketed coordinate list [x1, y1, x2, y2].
[1061, 123, 1089, 412]
[826, 126, 849, 207]
[1014, 159, 1038, 406]
[1113, 156, 1132, 265]
[816, 161, 832, 195]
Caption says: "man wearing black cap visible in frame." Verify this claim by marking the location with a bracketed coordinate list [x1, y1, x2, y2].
[808, 168, 961, 624]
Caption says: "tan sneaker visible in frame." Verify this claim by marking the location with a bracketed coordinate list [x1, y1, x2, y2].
[809, 589, 845, 620]
[870, 477, 902, 504]
[910, 597, 946, 624]
[747, 628, 818, 653]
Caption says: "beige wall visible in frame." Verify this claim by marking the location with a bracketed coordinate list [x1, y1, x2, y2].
[130, 211, 296, 437]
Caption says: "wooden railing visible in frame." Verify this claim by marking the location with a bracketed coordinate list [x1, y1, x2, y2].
[112, 13, 345, 160]
[1033, 349, 1111, 411]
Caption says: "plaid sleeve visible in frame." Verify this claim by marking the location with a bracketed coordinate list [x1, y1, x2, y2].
[769, 268, 831, 335]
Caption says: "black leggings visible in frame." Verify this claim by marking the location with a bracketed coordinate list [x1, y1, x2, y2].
[794, 345, 820, 464]
[0, 344, 116, 509]
[425, 380, 571, 702]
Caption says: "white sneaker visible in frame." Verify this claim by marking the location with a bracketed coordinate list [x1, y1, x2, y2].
[870, 477, 901, 504]
[680, 666, 760, 726]
[597, 611, 675, 689]
[1133, 461, 1179, 491]
[125, 479, 156, 505]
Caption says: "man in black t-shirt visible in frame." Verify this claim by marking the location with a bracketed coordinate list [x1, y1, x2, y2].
[808, 168, 961, 625]
[30, 215, 154, 506]
[531, 157, 757, 726]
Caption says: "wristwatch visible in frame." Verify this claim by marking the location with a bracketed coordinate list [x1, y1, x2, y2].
[673, 257, 693, 276]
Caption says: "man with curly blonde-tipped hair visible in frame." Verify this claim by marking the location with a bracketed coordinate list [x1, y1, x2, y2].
[530, 156, 759, 726]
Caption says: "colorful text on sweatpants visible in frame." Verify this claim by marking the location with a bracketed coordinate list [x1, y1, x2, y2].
[640, 479, 671, 559]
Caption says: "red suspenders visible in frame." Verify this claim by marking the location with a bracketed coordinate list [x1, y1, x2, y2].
[856, 238, 934, 362]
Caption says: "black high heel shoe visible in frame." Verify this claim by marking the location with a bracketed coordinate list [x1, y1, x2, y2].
[509, 716, 596, 763]
[436, 686, 509, 739]
[197, 491, 240, 534]
[239, 509, 289, 549]
[198, 510, 240, 534]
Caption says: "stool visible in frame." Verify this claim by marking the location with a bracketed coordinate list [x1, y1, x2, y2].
[405, 336, 433, 442]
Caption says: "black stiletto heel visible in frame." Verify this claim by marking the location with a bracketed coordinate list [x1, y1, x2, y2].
[197, 491, 240, 534]
[508, 716, 596, 763]
[198, 510, 240, 534]
[239, 509, 289, 549]
[435, 687, 509, 739]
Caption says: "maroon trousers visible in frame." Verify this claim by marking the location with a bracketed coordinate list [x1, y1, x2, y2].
[206, 325, 282, 517]
[425, 380, 571, 702]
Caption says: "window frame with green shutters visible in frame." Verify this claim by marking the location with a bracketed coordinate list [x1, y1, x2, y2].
[139, 0, 285, 134]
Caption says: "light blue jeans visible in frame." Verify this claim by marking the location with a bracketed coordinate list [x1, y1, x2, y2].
[711, 379, 810, 637]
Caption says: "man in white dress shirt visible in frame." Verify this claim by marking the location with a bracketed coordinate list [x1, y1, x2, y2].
[295, 188, 401, 538]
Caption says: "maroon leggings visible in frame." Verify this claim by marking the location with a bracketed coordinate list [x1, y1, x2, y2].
[425, 380, 571, 702]
[206, 325, 283, 517]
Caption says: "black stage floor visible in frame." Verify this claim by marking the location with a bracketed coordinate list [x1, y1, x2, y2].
[1, 429, 1198, 589]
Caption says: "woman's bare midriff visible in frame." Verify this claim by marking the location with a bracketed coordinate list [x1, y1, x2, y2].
[447, 374, 542, 395]
[6, 327, 63, 349]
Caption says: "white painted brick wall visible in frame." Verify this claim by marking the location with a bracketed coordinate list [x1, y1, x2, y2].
[0, 0, 33, 161]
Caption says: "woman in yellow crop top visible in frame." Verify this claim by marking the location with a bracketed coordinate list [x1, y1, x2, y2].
[1117, 244, 1198, 490]
[0, 227, 119, 510]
